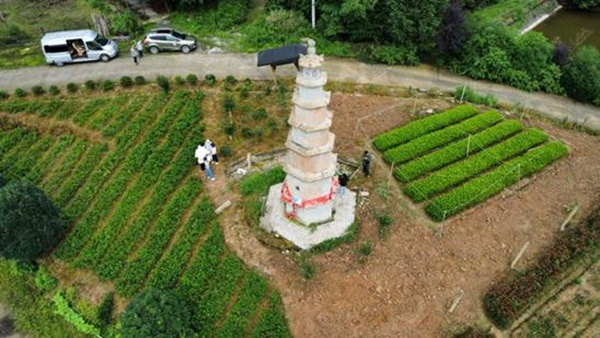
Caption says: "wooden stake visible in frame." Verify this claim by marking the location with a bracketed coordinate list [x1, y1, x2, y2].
[560, 204, 579, 231]
[448, 289, 464, 314]
[510, 241, 530, 270]
[246, 153, 252, 169]
[215, 200, 232, 215]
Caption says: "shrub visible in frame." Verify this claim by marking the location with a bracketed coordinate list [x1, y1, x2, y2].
[156, 75, 170, 93]
[561, 46, 600, 105]
[101, 79, 114, 91]
[373, 105, 479, 151]
[67, 82, 79, 93]
[174, 75, 185, 86]
[134, 76, 146, 85]
[205, 73, 217, 86]
[221, 119, 236, 137]
[0, 90, 8, 100]
[299, 257, 315, 280]
[225, 75, 237, 85]
[120, 288, 193, 338]
[34, 267, 58, 293]
[96, 292, 114, 327]
[359, 44, 420, 66]
[378, 213, 393, 237]
[357, 241, 373, 256]
[0, 181, 66, 261]
[395, 120, 523, 182]
[186, 74, 198, 85]
[405, 128, 549, 202]
[483, 204, 599, 329]
[384, 111, 503, 164]
[48, 85, 60, 96]
[32, 85, 45, 96]
[252, 108, 268, 120]
[52, 291, 100, 336]
[223, 96, 236, 113]
[426, 141, 568, 221]
[242, 127, 263, 138]
[110, 10, 140, 36]
[120, 76, 133, 88]
[240, 86, 249, 99]
[455, 86, 498, 106]
[14, 88, 27, 97]
[84, 80, 96, 90]
[221, 145, 232, 157]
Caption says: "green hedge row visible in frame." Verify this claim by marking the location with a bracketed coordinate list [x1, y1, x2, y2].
[96, 123, 207, 280]
[24, 135, 74, 184]
[176, 223, 225, 300]
[147, 199, 214, 290]
[383, 110, 503, 164]
[60, 92, 187, 261]
[87, 96, 129, 131]
[115, 178, 201, 297]
[395, 120, 523, 183]
[53, 143, 107, 207]
[53, 93, 172, 260]
[426, 141, 568, 221]
[405, 128, 549, 202]
[483, 208, 599, 329]
[195, 255, 245, 336]
[74, 93, 203, 269]
[102, 96, 147, 137]
[373, 105, 479, 151]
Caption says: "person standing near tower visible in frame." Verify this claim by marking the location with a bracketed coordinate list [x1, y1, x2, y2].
[362, 151, 372, 176]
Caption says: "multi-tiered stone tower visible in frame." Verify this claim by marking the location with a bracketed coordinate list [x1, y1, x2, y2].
[260, 40, 356, 250]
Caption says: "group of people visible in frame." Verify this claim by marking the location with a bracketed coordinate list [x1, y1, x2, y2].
[336, 150, 372, 197]
[130, 40, 144, 66]
[195, 139, 219, 181]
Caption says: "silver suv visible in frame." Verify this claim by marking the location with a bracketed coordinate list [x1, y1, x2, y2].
[143, 28, 197, 54]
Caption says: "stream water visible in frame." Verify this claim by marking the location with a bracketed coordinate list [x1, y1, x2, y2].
[535, 8, 600, 50]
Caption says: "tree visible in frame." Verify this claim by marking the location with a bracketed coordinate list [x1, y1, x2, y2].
[120, 288, 194, 338]
[0, 181, 65, 261]
[0, 173, 6, 188]
[436, 0, 467, 56]
[558, 0, 600, 9]
[553, 42, 572, 67]
[561, 46, 600, 104]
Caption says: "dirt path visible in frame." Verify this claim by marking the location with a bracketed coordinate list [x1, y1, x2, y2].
[0, 53, 599, 132]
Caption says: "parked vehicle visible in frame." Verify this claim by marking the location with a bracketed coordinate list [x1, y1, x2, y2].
[41, 30, 119, 67]
[143, 28, 197, 54]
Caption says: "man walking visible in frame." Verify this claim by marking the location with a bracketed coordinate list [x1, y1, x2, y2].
[130, 43, 139, 65]
[136, 40, 144, 58]
[362, 150, 372, 176]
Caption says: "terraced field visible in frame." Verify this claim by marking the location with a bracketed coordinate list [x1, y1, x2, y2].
[0, 90, 289, 337]
[373, 104, 569, 221]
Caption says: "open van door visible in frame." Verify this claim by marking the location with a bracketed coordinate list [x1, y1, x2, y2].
[66, 39, 88, 61]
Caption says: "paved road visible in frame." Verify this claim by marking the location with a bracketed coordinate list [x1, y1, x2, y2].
[1, 53, 599, 131]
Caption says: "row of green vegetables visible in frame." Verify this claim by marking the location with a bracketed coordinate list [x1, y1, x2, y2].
[373, 105, 478, 151]
[54, 93, 172, 260]
[383, 110, 503, 164]
[73, 92, 204, 271]
[24, 135, 74, 184]
[404, 128, 549, 202]
[426, 141, 568, 221]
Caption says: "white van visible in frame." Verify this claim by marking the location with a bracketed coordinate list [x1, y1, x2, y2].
[41, 30, 119, 66]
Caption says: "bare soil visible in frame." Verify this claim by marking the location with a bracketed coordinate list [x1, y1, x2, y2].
[209, 92, 600, 337]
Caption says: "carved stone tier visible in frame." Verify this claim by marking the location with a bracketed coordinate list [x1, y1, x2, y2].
[296, 71, 328, 88]
[292, 90, 331, 110]
[287, 130, 334, 153]
[288, 106, 333, 132]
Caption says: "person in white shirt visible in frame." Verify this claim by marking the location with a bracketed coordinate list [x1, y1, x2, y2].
[204, 139, 219, 164]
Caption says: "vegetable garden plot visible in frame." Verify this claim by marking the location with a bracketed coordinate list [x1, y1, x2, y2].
[373, 105, 569, 221]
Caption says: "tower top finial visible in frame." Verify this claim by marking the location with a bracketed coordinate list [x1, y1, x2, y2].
[299, 38, 322, 69]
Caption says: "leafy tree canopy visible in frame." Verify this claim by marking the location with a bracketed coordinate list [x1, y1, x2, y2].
[561, 46, 600, 104]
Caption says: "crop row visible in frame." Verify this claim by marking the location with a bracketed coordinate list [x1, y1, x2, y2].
[383, 110, 503, 164]
[95, 122, 207, 279]
[216, 271, 269, 338]
[0, 132, 38, 173]
[53, 93, 171, 260]
[251, 292, 292, 338]
[0, 100, 42, 114]
[0, 129, 27, 158]
[115, 178, 202, 297]
[75, 93, 203, 268]
[193, 255, 246, 336]
[42, 140, 87, 195]
[87, 96, 129, 131]
[24, 135, 74, 184]
[404, 128, 549, 202]
[483, 207, 600, 329]
[395, 120, 523, 183]
[72, 98, 109, 126]
[102, 96, 147, 138]
[55, 101, 79, 120]
[38, 99, 63, 117]
[58, 92, 187, 260]
[53, 143, 108, 208]
[426, 141, 569, 221]
[8, 136, 53, 178]
[373, 105, 478, 151]
[147, 198, 214, 290]
[176, 223, 225, 300]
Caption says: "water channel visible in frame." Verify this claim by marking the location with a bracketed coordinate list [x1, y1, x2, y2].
[535, 8, 600, 50]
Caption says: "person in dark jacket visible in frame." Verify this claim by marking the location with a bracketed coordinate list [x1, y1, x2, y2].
[362, 150, 372, 176]
[338, 173, 349, 197]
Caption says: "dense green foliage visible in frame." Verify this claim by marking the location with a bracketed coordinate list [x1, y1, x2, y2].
[455, 86, 498, 106]
[561, 46, 600, 105]
[120, 288, 194, 338]
[559, 0, 600, 8]
[0, 173, 6, 188]
[0, 181, 65, 261]
[373, 105, 478, 151]
[483, 206, 599, 328]
[52, 291, 101, 336]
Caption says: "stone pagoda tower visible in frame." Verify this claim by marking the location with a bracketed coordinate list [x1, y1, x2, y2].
[261, 40, 356, 250]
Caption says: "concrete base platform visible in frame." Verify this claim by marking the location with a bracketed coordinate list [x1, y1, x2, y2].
[260, 183, 356, 250]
